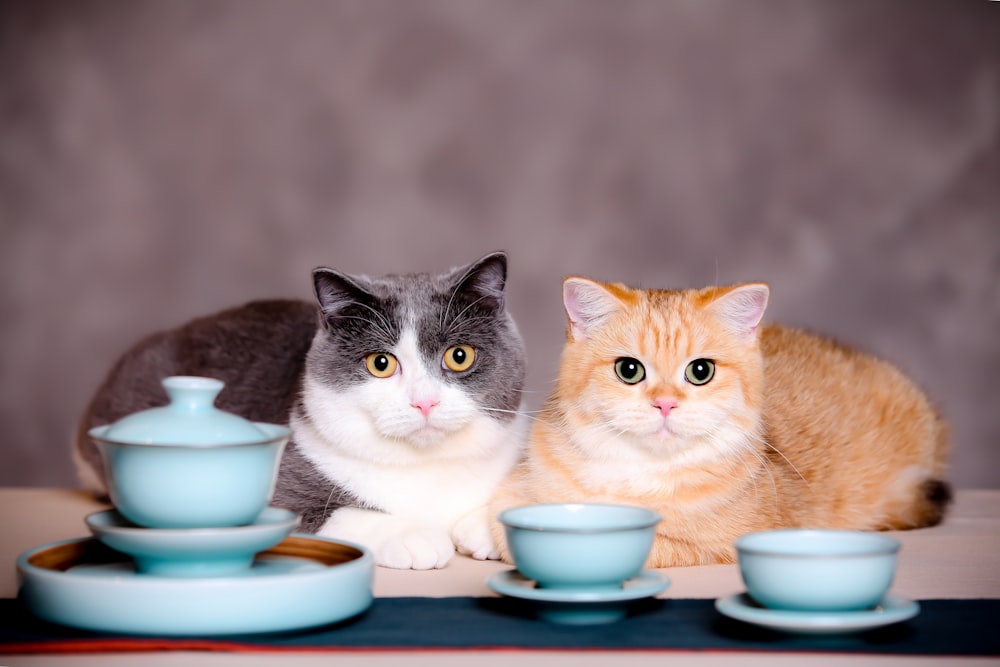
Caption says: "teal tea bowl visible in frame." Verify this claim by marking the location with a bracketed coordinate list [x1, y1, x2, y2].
[89, 376, 291, 529]
[91, 426, 290, 529]
[498, 503, 662, 590]
[735, 529, 900, 612]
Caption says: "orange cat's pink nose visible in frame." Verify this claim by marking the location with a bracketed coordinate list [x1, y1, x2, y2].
[653, 398, 678, 416]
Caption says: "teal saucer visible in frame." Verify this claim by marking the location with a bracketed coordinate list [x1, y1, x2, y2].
[17, 534, 374, 635]
[487, 569, 670, 624]
[715, 592, 920, 634]
[85, 507, 299, 577]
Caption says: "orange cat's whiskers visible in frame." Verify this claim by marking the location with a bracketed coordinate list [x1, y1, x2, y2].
[580, 419, 631, 453]
[736, 453, 761, 502]
[740, 439, 778, 508]
[597, 423, 630, 444]
[759, 437, 808, 486]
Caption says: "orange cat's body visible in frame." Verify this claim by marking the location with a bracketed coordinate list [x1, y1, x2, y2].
[490, 279, 950, 567]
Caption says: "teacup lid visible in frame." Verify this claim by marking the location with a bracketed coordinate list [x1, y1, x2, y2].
[90, 376, 271, 446]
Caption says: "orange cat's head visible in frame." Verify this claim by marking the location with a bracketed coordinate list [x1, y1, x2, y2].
[554, 278, 770, 460]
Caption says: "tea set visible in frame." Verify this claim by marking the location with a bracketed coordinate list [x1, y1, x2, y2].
[16, 376, 373, 635]
[16, 375, 918, 635]
[490, 502, 918, 630]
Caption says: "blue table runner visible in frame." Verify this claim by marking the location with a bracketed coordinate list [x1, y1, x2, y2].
[2, 597, 999, 655]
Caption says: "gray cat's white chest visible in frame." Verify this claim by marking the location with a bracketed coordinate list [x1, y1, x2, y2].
[291, 377, 522, 523]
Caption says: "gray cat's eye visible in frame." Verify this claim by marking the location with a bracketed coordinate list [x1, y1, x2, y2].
[614, 357, 646, 384]
[364, 352, 398, 378]
[443, 345, 476, 373]
[685, 358, 715, 385]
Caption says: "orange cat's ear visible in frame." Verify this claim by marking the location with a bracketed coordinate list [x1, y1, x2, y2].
[563, 278, 625, 341]
[706, 283, 769, 341]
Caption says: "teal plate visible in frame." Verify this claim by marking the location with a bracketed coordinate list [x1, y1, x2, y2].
[17, 534, 373, 636]
[715, 592, 919, 635]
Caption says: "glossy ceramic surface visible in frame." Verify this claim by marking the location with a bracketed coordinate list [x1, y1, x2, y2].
[93, 427, 289, 529]
[498, 503, 661, 590]
[715, 593, 919, 634]
[735, 529, 900, 611]
[94, 376, 272, 445]
[17, 534, 374, 636]
[85, 507, 300, 577]
[91, 422, 290, 529]
[487, 569, 670, 625]
[89, 376, 291, 528]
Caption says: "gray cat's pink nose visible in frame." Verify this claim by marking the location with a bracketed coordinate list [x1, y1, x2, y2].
[653, 398, 678, 416]
[412, 398, 440, 417]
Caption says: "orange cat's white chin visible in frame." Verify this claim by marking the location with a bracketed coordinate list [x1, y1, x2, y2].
[626, 415, 682, 438]
[650, 422, 684, 440]
[637, 420, 710, 447]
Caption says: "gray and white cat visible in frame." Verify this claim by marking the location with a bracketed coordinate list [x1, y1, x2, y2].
[74, 252, 527, 569]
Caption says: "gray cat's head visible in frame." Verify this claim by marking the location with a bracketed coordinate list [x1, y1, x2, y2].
[301, 252, 526, 452]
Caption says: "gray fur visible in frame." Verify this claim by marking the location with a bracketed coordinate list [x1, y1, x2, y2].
[75, 252, 526, 533]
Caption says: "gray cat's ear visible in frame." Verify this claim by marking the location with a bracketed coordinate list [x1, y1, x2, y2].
[312, 268, 374, 325]
[707, 283, 769, 340]
[563, 277, 625, 341]
[451, 252, 508, 311]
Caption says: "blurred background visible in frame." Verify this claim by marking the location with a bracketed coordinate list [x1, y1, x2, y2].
[1, 0, 997, 489]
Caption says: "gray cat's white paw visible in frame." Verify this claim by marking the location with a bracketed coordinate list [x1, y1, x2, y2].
[377, 528, 455, 570]
[452, 506, 500, 561]
[317, 508, 455, 570]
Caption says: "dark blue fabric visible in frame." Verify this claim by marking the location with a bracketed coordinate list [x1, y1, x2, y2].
[2, 597, 999, 655]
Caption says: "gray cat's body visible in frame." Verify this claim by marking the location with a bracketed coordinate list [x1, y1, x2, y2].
[75, 253, 527, 569]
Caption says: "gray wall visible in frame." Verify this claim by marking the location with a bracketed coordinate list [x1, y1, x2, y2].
[1, 0, 998, 489]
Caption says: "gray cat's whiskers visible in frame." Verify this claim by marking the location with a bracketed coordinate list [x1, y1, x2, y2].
[439, 270, 478, 330]
[539, 406, 620, 443]
[446, 315, 505, 333]
[362, 302, 397, 340]
[338, 308, 395, 343]
[481, 406, 551, 427]
[321, 481, 339, 522]
[443, 294, 496, 335]
[337, 313, 390, 334]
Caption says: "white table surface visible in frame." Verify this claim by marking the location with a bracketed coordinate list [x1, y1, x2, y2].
[2, 487, 998, 666]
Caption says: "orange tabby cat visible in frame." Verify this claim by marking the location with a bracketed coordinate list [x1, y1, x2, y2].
[489, 278, 950, 567]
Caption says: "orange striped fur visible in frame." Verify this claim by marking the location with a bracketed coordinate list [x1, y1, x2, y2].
[489, 278, 950, 567]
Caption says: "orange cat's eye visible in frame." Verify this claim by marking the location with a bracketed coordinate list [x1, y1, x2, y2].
[614, 357, 646, 384]
[443, 345, 476, 372]
[364, 352, 398, 378]
[685, 358, 715, 385]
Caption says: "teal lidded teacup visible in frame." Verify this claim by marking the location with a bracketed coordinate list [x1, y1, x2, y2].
[89, 376, 290, 529]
